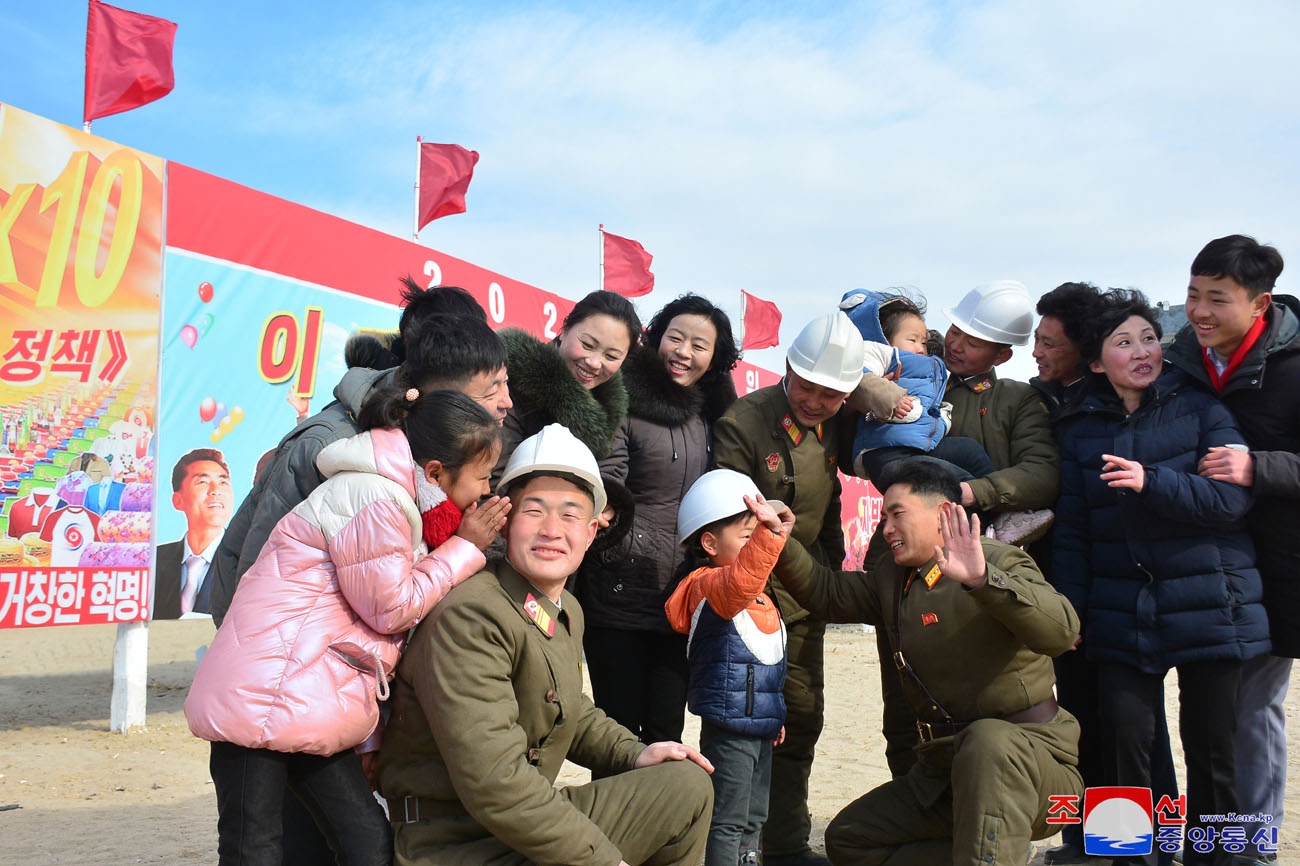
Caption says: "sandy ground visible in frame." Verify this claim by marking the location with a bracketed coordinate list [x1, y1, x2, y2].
[1, 620, 1296, 865]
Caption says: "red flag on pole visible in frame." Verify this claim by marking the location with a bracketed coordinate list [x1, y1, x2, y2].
[417, 142, 479, 231]
[83, 0, 178, 123]
[601, 231, 654, 297]
[741, 290, 782, 350]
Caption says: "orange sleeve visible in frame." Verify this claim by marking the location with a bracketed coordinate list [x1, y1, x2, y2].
[665, 568, 708, 634]
[663, 526, 787, 632]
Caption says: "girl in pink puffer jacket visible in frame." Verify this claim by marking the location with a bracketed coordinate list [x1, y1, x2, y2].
[185, 389, 509, 866]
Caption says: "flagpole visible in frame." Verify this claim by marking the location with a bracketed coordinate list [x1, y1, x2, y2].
[598, 224, 604, 293]
[740, 290, 748, 348]
[413, 136, 422, 241]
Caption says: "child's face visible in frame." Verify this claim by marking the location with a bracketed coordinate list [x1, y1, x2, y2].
[703, 512, 758, 566]
[431, 443, 501, 511]
[889, 314, 929, 355]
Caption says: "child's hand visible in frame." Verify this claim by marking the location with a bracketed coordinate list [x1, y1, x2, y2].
[773, 726, 786, 747]
[455, 496, 511, 550]
[775, 501, 796, 537]
[745, 494, 783, 536]
[892, 394, 916, 419]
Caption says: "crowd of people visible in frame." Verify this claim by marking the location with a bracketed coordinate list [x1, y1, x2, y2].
[180, 232, 1293, 866]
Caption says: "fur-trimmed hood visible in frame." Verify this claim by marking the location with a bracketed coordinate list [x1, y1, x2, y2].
[500, 328, 628, 459]
[621, 344, 737, 427]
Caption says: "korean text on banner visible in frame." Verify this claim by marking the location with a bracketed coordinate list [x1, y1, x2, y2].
[0, 103, 163, 628]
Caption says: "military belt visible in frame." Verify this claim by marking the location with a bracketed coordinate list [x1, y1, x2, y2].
[393, 795, 456, 824]
[914, 696, 1060, 743]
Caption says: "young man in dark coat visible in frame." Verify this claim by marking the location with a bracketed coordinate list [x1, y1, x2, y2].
[1165, 234, 1293, 865]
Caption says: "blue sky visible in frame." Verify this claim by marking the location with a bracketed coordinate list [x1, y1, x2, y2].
[4, 0, 1299, 379]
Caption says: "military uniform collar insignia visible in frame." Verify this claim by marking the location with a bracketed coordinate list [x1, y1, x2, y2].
[781, 413, 823, 445]
[523, 592, 556, 637]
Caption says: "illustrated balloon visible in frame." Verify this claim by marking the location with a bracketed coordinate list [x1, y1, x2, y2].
[230, 406, 244, 425]
[180, 324, 198, 349]
[198, 397, 217, 423]
[210, 429, 223, 443]
[198, 281, 214, 303]
[198, 312, 215, 337]
[219, 415, 234, 432]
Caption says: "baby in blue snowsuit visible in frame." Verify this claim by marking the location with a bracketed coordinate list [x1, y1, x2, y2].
[840, 289, 995, 484]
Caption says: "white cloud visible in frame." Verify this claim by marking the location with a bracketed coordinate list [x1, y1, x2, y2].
[203, 0, 1300, 379]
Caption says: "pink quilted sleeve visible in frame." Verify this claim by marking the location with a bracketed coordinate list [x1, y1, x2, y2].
[328, 500, 484, 634]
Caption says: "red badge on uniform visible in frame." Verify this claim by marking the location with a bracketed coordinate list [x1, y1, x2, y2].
[921, 613, 939, 626]
[766, 452, 780, 472]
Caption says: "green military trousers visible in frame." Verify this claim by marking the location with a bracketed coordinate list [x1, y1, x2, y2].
[763, 617, 826, 858]
[393, 760, 713, 866]
[824, 713, 1083, 866]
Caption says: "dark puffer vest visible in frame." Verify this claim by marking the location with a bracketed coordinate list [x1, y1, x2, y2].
[1052, 371, 1270, 673]
[686, 601, 786, 738]
[577, 346, 736, 632]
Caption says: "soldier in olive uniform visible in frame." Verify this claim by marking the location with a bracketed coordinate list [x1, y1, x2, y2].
[713, 312, 865, 866]
[773, 458, 1082, 866]
[377, 425, 714, 866]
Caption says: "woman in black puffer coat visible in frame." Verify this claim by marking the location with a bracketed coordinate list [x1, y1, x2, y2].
[1053, 290, 1269, 866]
[578, 294, 740, 743]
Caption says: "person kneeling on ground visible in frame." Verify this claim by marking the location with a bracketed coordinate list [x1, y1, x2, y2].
[772, 457, 1082, 866]
[377, 423, 715, 866]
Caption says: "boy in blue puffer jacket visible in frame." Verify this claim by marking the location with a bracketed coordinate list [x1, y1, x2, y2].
[840, 289, 996, 484]
[665, 469, 792, 866]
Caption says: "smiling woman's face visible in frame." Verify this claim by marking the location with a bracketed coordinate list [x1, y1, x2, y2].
[657, 313, 717, 388]
[557, 313, 632, 390]
[1090, 314, 1162, 402]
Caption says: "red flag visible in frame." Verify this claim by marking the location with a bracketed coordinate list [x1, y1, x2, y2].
[741, 290, 782, 350]
[418, 142, 479, 230]
[83, 0, 178, 123]
[602, 231, 654, 298]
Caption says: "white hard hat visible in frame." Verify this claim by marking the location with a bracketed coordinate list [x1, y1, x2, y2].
[677, 469, 760, 545]
[786, 311, 866, 392]
[497, 423, 607, 514]
[943, 281, 1034, 346]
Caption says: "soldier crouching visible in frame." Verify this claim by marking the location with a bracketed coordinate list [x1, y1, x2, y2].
[772, 457, 1083, 866]
[376, 424, 714, 866]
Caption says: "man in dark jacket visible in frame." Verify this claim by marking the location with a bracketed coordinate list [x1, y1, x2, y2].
[1165, 234, 1293, 865]
[1029, 282, 1095, 421]
[1028, 282, 1104, 866]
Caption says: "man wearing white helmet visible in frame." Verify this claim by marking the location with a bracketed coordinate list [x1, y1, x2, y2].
[713, 311, 864, 866]
[874, 281, 1062, 779]
[940, 280, 1059, 533]
[378, 424, 714, 866]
